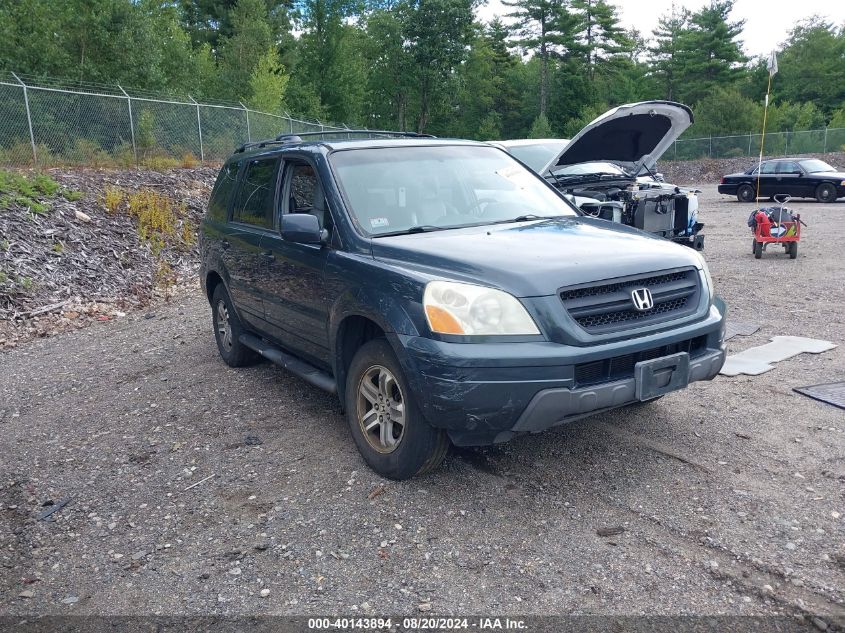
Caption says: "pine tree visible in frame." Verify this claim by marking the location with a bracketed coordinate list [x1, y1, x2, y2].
[648, 2, 688, 100]
[570, 0, 631, 79]
[503, 0, 579, 117]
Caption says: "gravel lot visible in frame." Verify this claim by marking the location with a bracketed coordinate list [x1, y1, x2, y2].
[1, 185, 843, 626]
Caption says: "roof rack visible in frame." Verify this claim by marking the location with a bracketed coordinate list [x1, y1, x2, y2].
[234, 129, 435, 154]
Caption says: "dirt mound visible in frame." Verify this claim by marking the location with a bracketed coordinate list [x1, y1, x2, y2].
[0, 166, 217, 348]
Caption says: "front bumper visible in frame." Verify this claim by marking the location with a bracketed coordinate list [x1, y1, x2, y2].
[394, 299, 726, 446]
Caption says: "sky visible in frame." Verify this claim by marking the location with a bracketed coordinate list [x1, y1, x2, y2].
[476, 0, 844, 57]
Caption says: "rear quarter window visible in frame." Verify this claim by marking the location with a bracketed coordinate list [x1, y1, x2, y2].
[208, 163, 239, 222]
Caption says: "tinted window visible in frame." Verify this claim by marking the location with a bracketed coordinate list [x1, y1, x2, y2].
[208, 163, 239, 221]
[233, 158, 278, 228]
[760, 162, 778, 174]
[777, 161, 800, 174]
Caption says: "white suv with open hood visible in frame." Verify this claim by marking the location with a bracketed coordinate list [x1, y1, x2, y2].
[494, 101, 704, 250]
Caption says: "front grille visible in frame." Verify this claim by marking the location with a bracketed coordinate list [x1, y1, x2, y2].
[560, 268, 700, 334]
[574, 336, 708, 387]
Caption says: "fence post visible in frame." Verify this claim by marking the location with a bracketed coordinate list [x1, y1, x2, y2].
[823, 127, 828, 153]
[11, 72, 37, 166]
[748, 134, 752, 156]
[784, 131, 788, 156]
[709, 135, 712, 158]
[239, 102, 251, 141]
[673, 140, 677, 160]
[117, 85, 137, 164]
[189, 96, 204, 162]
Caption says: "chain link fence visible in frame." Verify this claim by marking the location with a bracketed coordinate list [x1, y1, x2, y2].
[672, 128, 845, 161]
[0, 72, 358, 167]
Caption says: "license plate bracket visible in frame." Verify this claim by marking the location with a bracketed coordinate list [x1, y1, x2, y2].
[635, 352, 690, 401]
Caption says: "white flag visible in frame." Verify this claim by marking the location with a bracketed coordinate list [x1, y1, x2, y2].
[767, 50, 778, 77]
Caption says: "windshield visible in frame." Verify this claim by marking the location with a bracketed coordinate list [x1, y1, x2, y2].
[800, 159, 836, 173]
[551, 161, 627, 177]
[502, 142, 569, 172]
[330, 145, 578, 237]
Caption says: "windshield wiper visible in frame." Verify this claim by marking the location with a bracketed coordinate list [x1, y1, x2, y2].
[492, 214, 553, 224]
[374, 225, 445, 237]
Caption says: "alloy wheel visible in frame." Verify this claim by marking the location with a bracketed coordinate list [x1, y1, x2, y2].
[356, 365, 406, 453]
[216, 300, 233, 351]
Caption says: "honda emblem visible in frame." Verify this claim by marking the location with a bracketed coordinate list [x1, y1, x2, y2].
[631, 288, 654, 311]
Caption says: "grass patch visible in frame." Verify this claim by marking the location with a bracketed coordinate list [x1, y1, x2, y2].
[63, 190, 84, 202]
[0, 169, 61, 214]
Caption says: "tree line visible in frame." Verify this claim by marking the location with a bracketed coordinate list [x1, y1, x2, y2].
[1, 0, 844, 142]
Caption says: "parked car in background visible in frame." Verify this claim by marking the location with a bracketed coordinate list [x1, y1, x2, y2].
[200, 132, 726, 479]
[493, 101, 704, 249]
[719, 158, 845, 203]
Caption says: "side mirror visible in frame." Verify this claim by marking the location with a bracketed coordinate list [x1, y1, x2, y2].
[280, 213, 327, 245]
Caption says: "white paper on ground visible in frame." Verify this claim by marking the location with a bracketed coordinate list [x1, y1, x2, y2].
[720, 336, 837, 377]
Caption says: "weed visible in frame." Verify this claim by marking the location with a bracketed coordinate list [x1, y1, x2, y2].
[153, 259, 177, 299]
[52, 242, 63, 253]
[0, 271, 7, 284]
[0, 240, 8, 251]
[127, 189, 188, 253]
[103, 186, 125, 214]
[63, 190, 84, 202]
[180, 152, 199, 169]
[0, 170, 60, 214]
[142, 155, 181, 171]
[15, 195, 47, 214]
[19, 276, 34, 291]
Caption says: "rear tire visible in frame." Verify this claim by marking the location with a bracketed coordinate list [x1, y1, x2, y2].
[737, 184, 755, 203]
[345, 339, 449, 480]
[211, 284, 260, 367]
[753, 241, 763, 259]
[789, 241, 798, 259]
[815, 183, 837, 203]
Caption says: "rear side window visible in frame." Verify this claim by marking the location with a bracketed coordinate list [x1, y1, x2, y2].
[232, 158, 279, 228]
[208, 163, 239, 221]
[777, 161, 800, 174]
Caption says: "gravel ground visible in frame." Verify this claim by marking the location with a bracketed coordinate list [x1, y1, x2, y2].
[0, 186, 843, 626]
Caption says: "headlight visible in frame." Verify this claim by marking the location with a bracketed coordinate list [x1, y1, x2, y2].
[694, 252, 714, 302]
[423, 281, 540, 336]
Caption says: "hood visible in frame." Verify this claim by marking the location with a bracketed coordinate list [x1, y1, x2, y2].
[370, 218, 701, 298]
[543, 101, 693, 176]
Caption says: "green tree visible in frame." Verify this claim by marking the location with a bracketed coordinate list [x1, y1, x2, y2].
[570, 0, 631, 79]
[776, 18, 845, 116]
[648, 3, 689, 100]
[529, 113, 554, 138]
[217, 0, 276, 102]
[405, 0, 476, 132]
[504, 0, 579, 116]
[674, 0, 746, 103]
[248, 48, 289, 112]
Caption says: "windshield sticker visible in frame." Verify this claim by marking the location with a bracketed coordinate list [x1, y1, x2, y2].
[369, 217, 390, 229]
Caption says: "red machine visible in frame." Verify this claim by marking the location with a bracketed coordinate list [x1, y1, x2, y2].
[750, 195, 803, 260]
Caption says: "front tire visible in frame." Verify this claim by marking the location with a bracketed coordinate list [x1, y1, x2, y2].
[211, 284, 260, 367]
[737, 184, 755, 203]
[753, 241, 763, 259]
[345, 339, 448, 480]
[789, 241, 798, 259]
[815, 183, 837, 203]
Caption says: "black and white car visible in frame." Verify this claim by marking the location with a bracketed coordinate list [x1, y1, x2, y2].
[494, 101, 704, 249]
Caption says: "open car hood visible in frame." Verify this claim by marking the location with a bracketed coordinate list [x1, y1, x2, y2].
[543, 101, 693, 176]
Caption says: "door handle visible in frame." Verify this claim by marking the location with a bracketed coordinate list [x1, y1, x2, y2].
[221, 239, 230, 250]
[262, 251, 275, 262]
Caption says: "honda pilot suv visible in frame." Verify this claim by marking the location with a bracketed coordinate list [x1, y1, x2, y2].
[200, 133, 727, 479]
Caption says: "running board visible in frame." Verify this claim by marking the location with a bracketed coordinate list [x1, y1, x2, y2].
[239, 333, 337, 394]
